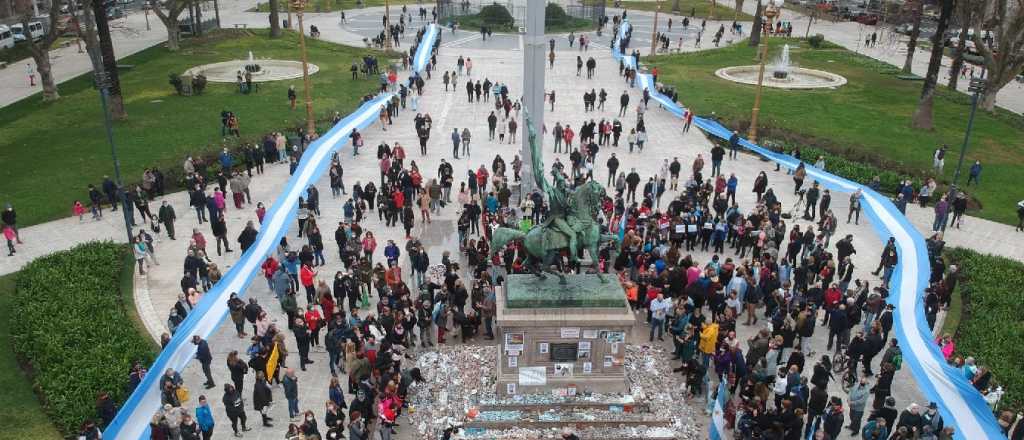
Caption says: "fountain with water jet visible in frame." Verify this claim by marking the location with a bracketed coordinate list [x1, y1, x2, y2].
[773, 44, 791, 80]
[714, 45, 848, 89]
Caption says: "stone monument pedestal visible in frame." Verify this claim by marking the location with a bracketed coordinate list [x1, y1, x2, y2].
[495, 274, 634, 397]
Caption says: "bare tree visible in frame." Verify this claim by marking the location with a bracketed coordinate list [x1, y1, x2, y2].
[733, 0, 744, 21]
[269, 0, 281, 37]
[901, 0, 923, 74]
[970, 0, 1024, 111]
[946, 0, 972, 90]
[149, 0, 189, 50]
[911, 0, 955, 129]
[17, 0, 63, 101]
[749, 0, 762, 47]
[92, 0, 127, 119]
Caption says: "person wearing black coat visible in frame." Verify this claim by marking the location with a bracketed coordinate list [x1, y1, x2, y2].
[805, 385, 829, 437]
[211, 213, 232, 256]
[192, 336, 215, 388]
[237, 221, 258, 253]
[222, 383, 251, 435]
[252, 374, 274, 427]
[821, 397, 845, 439]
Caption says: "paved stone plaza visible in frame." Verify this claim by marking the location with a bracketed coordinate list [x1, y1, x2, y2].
[4, 3, 1023, 439]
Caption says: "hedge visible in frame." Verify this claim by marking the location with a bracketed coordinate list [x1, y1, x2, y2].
[10, 242, 156, 436]
[758, 139, 917, 195]
[944, 247, 1024, 411]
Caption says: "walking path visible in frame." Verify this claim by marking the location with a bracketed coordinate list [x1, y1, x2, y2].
[2, 6, 1021, 439]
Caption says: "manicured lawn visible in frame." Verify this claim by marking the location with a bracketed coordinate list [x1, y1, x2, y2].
[0, 274, 63, 440]
[944, 248, 1024, 411]
[598, 0, 754, 21]
[649, 38, 1024, 225]
[253, 0, 420, 13]
[0, 29, 384, 227]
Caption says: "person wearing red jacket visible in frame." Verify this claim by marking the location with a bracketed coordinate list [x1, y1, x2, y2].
[304, 304, 324, 348]
[261, 256, 279, 291]
[822, 284, 842, 326]
[300, 263, 317, 304]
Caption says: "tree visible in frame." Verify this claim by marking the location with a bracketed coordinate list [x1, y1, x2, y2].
[733, 0, 744, 21]
[911, 0, 955, 130]
[970, 0, 1024, 111]
[947, 0, 972, 90]
[901, 0, 923, 74]
[749, 0, 762, 47]
[92, 0, 127, 119]
[149, 0, 189, 50]
[17, 0, 63, 101]
[269, 0, 281, 37]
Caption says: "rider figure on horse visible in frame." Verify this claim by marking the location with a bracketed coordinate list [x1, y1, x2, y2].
[543, 167, 585, 264]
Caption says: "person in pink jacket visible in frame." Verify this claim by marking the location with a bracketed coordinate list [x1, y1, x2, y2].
[937, 334, 956, 361]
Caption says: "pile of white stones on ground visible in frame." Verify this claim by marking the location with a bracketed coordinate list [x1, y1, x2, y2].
[405, 344, 702, 439]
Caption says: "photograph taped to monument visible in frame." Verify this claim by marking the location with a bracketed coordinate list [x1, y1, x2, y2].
[554, 363, 574, 377]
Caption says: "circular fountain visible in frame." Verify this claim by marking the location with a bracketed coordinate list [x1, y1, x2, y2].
[715, 44, 847, 89]
[183, 51, 319, 83]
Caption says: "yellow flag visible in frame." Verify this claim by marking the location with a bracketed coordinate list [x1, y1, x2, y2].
[266, 342, 280, 379]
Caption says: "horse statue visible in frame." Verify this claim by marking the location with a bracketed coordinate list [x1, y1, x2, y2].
[491, 180, 620, 284]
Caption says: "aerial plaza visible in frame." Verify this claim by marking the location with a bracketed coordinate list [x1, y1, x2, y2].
[1, 0, 1024, 439]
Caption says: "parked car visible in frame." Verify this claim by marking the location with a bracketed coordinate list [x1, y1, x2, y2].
[106, 6, 125, 18]
[855, 13, 879, 25]
[11, 21, 45, 42]
[0, 25, 15, 49]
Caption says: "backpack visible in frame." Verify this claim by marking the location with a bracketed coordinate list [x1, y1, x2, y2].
[891, 353, 903, 370]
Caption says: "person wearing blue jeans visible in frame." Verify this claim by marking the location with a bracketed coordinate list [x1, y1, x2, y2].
[283, 369, 300, 420]
[649, 293, 671, 341]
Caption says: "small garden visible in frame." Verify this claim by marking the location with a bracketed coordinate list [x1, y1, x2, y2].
[943, 248, 1024, 412]
[450, 3, 595, 33]
[611, 0, 754, 21]
[253, 0, 419, 13]
[9, 242, 156, 436]
[650, 37, 1024, 225]
[0, 274, 62, 440]
[0, 29, 385, 227]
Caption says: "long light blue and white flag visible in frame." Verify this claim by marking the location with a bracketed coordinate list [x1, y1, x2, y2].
[709, 380, 728, 440]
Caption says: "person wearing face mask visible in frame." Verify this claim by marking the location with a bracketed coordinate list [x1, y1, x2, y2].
[301, 410, 321, 437]
[846, 374, 871, 432]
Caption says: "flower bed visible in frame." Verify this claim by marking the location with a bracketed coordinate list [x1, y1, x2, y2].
[944, 247, 1024, 411]
[10, 242, 156, 435]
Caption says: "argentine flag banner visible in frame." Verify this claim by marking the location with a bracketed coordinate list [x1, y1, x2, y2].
[710, 380, 728, 440]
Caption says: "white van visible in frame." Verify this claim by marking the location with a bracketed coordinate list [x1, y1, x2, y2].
[0, 25, 14, 49]
[12, 21, 45, 42]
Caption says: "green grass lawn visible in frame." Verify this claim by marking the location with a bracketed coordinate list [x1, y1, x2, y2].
[0, 274, 63, 440]
[649, 38, 1024, 225]
[252, 0, 420, 13]
[0, 29, 385, 227]
[447, 14, 596, 34]
[595, 0, 754, 21]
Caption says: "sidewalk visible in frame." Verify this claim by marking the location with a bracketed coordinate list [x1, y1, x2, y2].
[0, 0, 260, 108]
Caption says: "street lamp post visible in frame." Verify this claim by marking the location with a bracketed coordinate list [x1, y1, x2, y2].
[650, 0, 660, 56]
[292, 0, 316, 136]
[945, 77, 986, 211]
[95, 72, 135, 243]
[384, 0, 391, 49]
[747, 0, 782, 143]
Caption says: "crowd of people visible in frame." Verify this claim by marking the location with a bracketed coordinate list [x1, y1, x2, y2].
[54, 11, 1024, 440]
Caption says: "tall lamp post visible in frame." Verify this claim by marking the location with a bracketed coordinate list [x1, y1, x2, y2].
[945, 77, 985, 215]
[650, 0, 661, 56]
[95, 72, 135, 243]
[747, 0, 782, 143]
[292, 0, 316, 136]
[383, 0, 391, 49]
